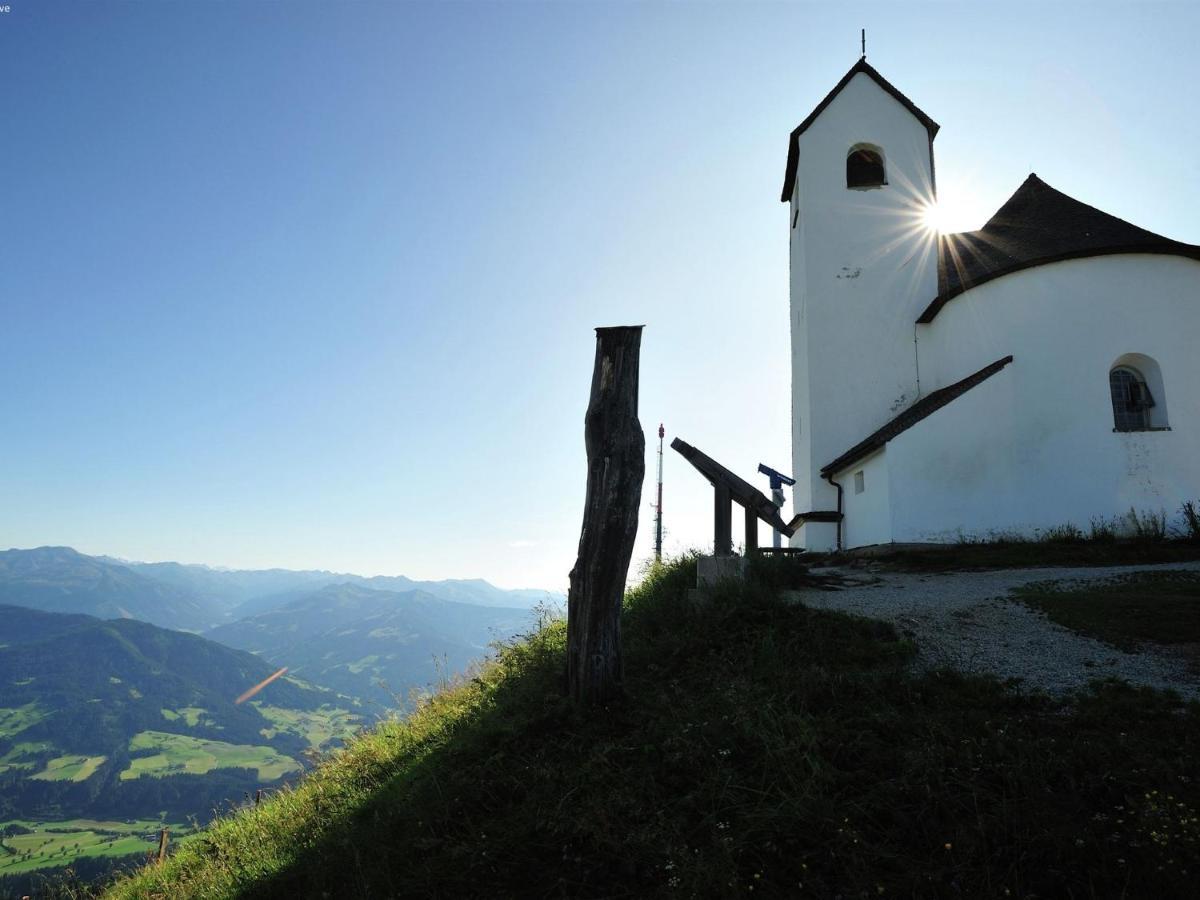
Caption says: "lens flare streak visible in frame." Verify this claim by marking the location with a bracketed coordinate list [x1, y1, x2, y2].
[234, 666, 289, 705]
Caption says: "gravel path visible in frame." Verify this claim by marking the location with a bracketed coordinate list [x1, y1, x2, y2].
[789, 561, 1200, 698]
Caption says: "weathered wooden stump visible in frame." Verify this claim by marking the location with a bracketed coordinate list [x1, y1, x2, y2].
[566, 326, 645, 705]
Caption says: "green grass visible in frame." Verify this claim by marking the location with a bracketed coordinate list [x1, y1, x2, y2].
[0, 741, 53, 775]
[0, 820, 187, 877]
[158, 707, 208, 727]
[102, 557, 1200, 899]
[855, 537, 1200, 572]
[344, 655, 380, 675]
[0, 703, 50, 738]
[1017, 570, 1200, 660]
[29, 754, 108, 782]
[254, 704, 361, 750]
[119, 732, 300, 782]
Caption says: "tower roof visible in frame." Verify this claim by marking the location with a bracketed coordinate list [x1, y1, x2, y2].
[919, 174, 1200, 322]
[780, 59, 939, 202]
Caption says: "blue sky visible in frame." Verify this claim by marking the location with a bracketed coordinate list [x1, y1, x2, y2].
[2, 1, 1198, 590]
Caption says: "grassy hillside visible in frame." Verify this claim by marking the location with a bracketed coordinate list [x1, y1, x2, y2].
[98, 556, 1200, 899]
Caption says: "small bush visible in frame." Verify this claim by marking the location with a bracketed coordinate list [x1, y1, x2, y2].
[1128, 507, 1168, 543]
[1042, 523, 1084, 544]
[1180, 500, 1200, 543]
[988, 528, 1032, 545]
[1089, 516, 1118, 542]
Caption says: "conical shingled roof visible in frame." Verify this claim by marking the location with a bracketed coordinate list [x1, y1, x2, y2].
[919, 174, 1200, 322]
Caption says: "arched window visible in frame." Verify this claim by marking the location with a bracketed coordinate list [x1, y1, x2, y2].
[846, 145, 886, 189]
[1109, 367, 1152, 431]
[1109, 355, 1168, 432]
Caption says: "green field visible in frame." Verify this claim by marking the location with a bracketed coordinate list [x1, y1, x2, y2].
[0, 819, 188, 877]
[120, 731, 300, 782]
[0, 741, 52, 775]
[159, 707, 209, 727]
[0, 703, 49, 738]
[255, 704, 360, 750]
[345, 655, 380, 674]
[29, 754, 108, 782]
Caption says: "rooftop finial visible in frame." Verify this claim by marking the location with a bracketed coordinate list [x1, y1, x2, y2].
[861, 28, 866, 60]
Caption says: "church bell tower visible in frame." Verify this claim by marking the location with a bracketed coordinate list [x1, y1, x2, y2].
[782, 59, 940, 549]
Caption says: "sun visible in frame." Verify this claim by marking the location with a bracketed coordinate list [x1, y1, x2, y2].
[921, 180, 988, 235]
[921, 200, 952, 234]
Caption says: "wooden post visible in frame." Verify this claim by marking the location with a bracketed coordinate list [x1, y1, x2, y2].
[566, 326, 645, 706]
[744, 504, 758, 555]
[714, 484, 732, 556]
[156, 827, 169, 864]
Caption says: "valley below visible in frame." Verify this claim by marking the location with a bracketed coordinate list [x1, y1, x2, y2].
[0, 547, 553, 893]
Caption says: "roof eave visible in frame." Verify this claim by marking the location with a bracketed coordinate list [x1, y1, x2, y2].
[919, 245, 1200, 324]
[820, 355, 1015, 476]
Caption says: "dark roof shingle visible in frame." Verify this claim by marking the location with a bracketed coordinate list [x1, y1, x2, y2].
[821, 356, 1014, 477]
[920, 175, 1200, 322]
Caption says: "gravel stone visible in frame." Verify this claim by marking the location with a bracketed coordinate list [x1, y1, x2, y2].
[788, 561, 1200, 699]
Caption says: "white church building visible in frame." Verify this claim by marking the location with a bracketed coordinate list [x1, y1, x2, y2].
[784, 59, 1200, 551]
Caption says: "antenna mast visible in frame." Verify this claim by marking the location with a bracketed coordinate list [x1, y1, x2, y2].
[861, 28, 866, 60]
[654, 423, 665, 560]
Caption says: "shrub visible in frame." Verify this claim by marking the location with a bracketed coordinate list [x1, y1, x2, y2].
[1042, 523, 1084, 544]
[1180, 500, 1200, 543]
[1127, 507, 1168, 543]
[988, 528, 1032, 545]
[1089, 516, 1118, 542]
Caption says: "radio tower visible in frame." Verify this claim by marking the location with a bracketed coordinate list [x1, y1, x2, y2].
[654, 423, 665, 560]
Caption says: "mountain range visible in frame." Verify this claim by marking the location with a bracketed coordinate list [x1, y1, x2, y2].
[114, 557, 558, 614]
[206, 583, 535, 709]
[0, 547, 215, 632]
[0, 547, 560, 633]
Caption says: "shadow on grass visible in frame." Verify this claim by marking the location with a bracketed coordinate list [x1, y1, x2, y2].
[1017, 570, 1200, 671]
[831, 538, 1200, 573]
[104, 557, 1200, 900]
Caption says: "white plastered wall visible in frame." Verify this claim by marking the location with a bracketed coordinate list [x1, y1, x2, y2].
[837, 449, 892, 548]
[888, 255, 1200, 541]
